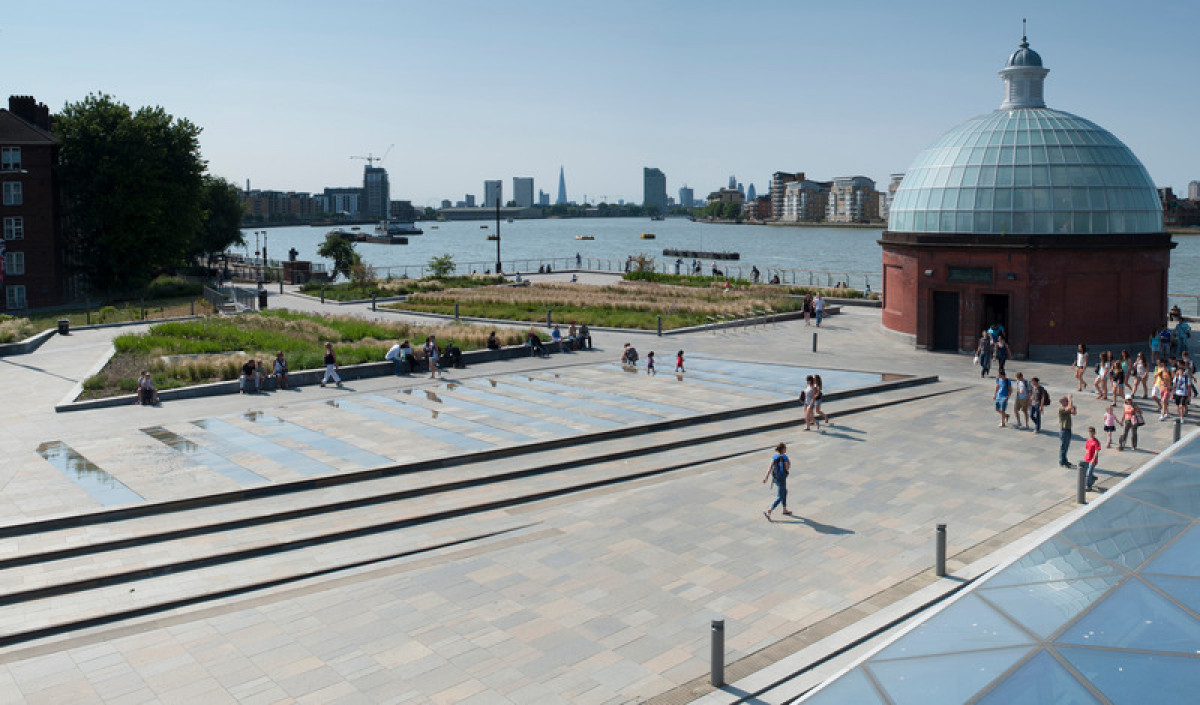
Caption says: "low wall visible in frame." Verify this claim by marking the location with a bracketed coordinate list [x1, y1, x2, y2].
[55, 343, 589, 413]
[0, 329, 56, 357]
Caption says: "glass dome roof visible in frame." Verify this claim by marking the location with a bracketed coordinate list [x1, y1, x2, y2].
[888, 40, 1163, 236]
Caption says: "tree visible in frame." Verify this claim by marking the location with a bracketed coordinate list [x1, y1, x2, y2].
[194, 176, 245, 261]
[722, 201, 743, 220]
[317, 233, 361, 281]
[428, 253, 456, 277]
[56, 93, 206, 292]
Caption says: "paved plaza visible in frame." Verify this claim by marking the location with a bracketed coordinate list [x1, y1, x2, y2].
[0, 298, 1184, 703]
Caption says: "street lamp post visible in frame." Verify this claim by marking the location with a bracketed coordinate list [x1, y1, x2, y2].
[495, 200, 501, 274]
[263, 231, 268, 282]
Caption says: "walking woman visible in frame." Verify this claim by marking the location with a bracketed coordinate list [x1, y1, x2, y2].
[977, 331, 993, 378]
[320, 342, 342, 388]
[1132, 352, 1149, 399]
[995, 336, 1010, 377]
[1074, 344, 1088, 392]
[762, 442, 792, 521]
[802, 375, 818, 431]
[1093, 351, 1111, 400]
[424, 336, 441, 379]
[813, 374, 831, 427]
[1156, 359, 1173, 419]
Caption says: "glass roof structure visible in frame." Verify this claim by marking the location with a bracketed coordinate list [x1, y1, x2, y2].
[887, 39, 1163, 237]
[798, 434, 1200, 705]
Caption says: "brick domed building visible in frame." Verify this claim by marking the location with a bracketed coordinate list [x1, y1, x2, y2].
[881, 35, 1171, 358]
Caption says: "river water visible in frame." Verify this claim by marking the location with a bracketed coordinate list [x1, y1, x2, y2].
[241, 219, 1200, 307]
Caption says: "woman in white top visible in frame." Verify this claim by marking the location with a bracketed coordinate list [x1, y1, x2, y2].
[802, 375, 818, 431]
[1093, 351, 1111, 401]
[1132, 352, 1149, 399]
[1074, 344, 1088, 392]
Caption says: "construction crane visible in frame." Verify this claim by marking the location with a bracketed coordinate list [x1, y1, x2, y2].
[350, 144, 394, 167]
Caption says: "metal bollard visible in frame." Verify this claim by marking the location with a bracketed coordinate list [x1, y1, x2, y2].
[657, 315, 662, 336]
[546, 308, 552, 328]
[372, 294, 376, 312]
[455, 302, 460, 320]
[812, 332, 818, 352]
[141, 298, 146, 320]
[1175, 419, 1182, 443]
[935, 524, 947, 577]
[710, 619, 725, 687]
[190, 300, 194, 316]
[1077, 463, 1087, 504]
[279, 281, 283, 294]
[321, 285, 325, 304]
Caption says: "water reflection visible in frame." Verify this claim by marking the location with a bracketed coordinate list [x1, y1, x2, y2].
[36, 441, 143, 506]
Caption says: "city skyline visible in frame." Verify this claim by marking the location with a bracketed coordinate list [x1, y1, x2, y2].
[4, 0, 1198, 205]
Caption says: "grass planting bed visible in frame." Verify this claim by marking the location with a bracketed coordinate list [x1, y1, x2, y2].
[81, 310, 523, 399]
[390, 281, 805, 329]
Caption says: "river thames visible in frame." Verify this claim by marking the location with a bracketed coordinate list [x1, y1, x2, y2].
[241, 219, 1200, 308]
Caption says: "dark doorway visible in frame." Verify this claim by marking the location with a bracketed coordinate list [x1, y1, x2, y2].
[982, 293, 1009, 340]
[932, 291, 960, 351]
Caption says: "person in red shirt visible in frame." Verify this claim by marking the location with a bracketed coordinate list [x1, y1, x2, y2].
[1083, 426, 1102, 491]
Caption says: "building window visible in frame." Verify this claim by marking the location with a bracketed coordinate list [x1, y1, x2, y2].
[2, 182, 21, 206]
[2, 216, 22, 240]
[5, 285, 26, 309]
[5, 251, 23, 276]
[0, 147, 19, 171]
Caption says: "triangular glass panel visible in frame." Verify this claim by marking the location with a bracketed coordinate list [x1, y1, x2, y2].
[974, 649, 1101, 705]
[1063, 522, 1187, 572]
[1143, 524, 1200, 577]
[1056, 579, 1200, 653]
[988, 536, 1124, 587]
[1062, 495, 1188, 537]
[875, 594, 1034, 661]
[866, 646, 1032, 705]
[980, 574, 1124, 639]
[1124, 486, 1200, 518]
[800, 667, 886, 705]
[1058, 646, 1200, 704]
[1144, 575, 1200, 617]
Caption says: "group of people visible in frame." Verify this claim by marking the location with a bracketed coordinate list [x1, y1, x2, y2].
[620, 344, 685, 375]
[382, 336, 458, 379]
[239, 352, 290, 394]
[802, 293, 826, 327]
[975, 324, 1011, 377]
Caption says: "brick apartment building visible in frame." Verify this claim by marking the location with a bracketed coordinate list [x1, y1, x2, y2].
[1, 96, 68, 312]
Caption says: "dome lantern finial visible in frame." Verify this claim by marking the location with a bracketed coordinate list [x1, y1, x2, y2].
[999, 28, 1049, 110]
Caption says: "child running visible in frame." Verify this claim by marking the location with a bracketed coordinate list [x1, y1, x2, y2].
[675, 350, 685, 373]
[646, 351, 656, 375]
[1102, 405, 1117, 447]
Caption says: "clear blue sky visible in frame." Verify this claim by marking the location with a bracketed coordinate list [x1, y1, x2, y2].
[5, 0, 1197, 206]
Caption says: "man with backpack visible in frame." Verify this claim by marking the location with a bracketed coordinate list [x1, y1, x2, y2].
[761, 443, 792, 521]
[1029, 377, 1050, 433]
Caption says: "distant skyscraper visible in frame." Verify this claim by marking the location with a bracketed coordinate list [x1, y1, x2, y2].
[362, 166, 390, 220]
[747, 183, 757, 201]
[643, 167, 667, 213]
[538, 189, 550, 207]
[465, 194, 476, 208]
[513, 177, 534, 208]
[728, 175, 737, 189]
[556, 166, 568, 205]
[483, 180, 502, 207]
[770, 171, 805, 220]
[440, 199, 452, 209]
[679, 186, 694, 209]
[1190, 181, 1200, 200]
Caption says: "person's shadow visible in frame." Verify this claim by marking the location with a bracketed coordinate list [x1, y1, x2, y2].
[775, 515, 855, 535]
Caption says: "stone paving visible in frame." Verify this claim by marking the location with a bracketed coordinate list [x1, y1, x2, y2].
[0, 300, 1184, 703]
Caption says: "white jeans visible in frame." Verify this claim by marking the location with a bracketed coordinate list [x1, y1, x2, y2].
[323, 364, 341, 383]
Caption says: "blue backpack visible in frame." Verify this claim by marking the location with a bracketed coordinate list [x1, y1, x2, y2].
[771, 455, 789, 485]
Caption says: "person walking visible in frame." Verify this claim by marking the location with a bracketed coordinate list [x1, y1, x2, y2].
[1074, 344, 1088, 392]
[995, 336, 1010, 377]
[1083, 427, 1101, 491]
[803, 294, 813, 326]
[813, 374, 831, 426]
[1029, 376, 1048, 433]
[320, 342, 342, 388]
[1155, 359, 1173, 419]
[762, 443, 792, 521]
[1058, 394, 1077, 468]
[1172, 362, 1191, 422]
[814, 293, 825, 327]
[977, 331, 993, 378]
[675, 350, 685, 373]
[1132, 352, 1149, 399]
[1013, 372, 1030, 429]
[646, 351, 656, 375]
[424, 336, 441, 378]
[1102, 405, 1117, 448]
[994, 370, 1012, 428]
[1119, 395, 1142, 451]
[802, 375, 818, 431]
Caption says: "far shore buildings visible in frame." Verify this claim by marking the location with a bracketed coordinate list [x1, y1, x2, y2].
[826, 176, 879, 223]
[643, 167, 667, 212]
[781, 180, 831, 222]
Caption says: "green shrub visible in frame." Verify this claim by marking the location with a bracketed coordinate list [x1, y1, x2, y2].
[97, 306, 120, 324]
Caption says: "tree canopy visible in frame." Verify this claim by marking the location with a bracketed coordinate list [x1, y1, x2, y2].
[195, 176, 246, 261]
[317, 233, 361, 281]
[56, 93, 207, 292]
